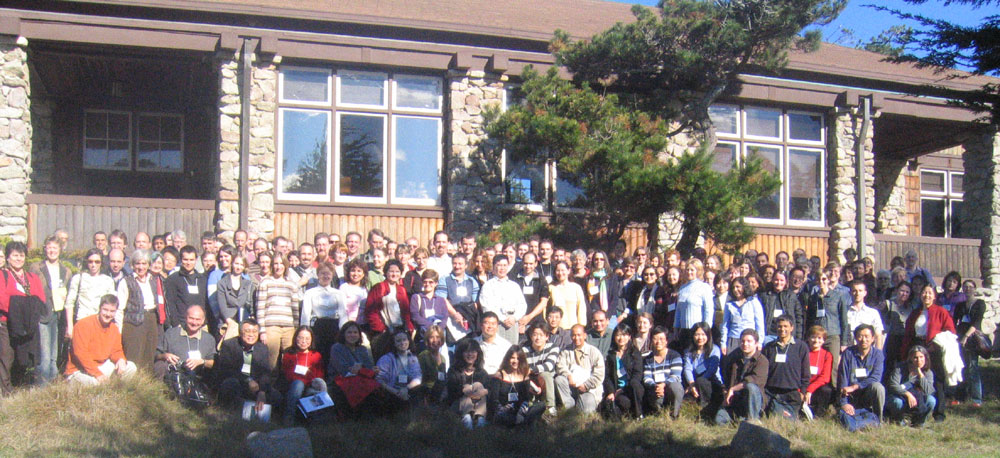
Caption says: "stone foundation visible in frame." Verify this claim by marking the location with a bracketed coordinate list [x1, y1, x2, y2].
[0, 36, 31, 240]
[827, 106, 876, 264]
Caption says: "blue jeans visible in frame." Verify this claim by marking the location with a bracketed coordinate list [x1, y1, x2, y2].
[888, 394, 936, 424]
[715, 382, 763, 425]
[35, 319, 59, 384]
[285, 378, 328, 421]
[963, 353, 982, 404]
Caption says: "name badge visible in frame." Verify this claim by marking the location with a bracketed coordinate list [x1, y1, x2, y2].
[775, 353, 787, 363]
[188, 350, 202, 361]
[855, 367, 868, 378]
[456, 286, 468, 297]
[589, 286, 599, 295]
[187, 284, 199, 295]
[508, 392, 519, 402]
[241, 363, 251, 375]
[397, 374, 408, 384]
[962, 315, 971, 323]
[810, 365, 819, 375]
[816, 309, 826, 318]
[522, 285, 534, 295]
[667, 303, 675, 312]
[773, 309, 783, 318]
[424, 307, 435, 318]
[294, 364, 308, 376]
[653, 372, 666, 383]
[545, 275, 552, 284]
[437, 371, 446, 382]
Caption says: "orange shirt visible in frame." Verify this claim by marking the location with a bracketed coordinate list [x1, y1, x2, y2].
[65, 314, 126, 377]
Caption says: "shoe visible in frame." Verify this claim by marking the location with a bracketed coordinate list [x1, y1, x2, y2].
[949, 400, 961, 406]
[971, 402, 982, 408]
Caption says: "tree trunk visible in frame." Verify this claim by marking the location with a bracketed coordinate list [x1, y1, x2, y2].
[675, 220, 701, 259]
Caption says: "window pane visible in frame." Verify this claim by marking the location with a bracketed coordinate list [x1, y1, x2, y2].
[746, 108, 781, 138]
[108, 113, 130, 140]
[393, 117, 440, 202]
[506, 160, 545, 205]
[921, 171, 945, 193]
[712, 142, 737, 173]
[788, 112, 822, 142]
[951, 173, 963, 194]
[85, 112, 106, 139]
[709, 105, 738, 135]
[951, 200, 966, 238]
[137, 141, 159, 169]
[161, 143, 183, 171]
[339, 71, 385, 106]
[788, 149, 822, 221]
[555, 164, 585, 207]
[281, 110, 330, 196]
[748, 145, 781, 219]
[395, 76, 441, 111]
[138, 115, 159, 141]
[83, 139, 108, 168]
[161, 116, 182, 142]
[282, 69, 329, 103]
[339, 114, 384, 198]
[108, 140, 130, 168]
[921, 198, 946, 237]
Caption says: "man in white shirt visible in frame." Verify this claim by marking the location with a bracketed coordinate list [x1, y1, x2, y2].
[474, 312, 511, 374]
[846, 280, 884, 349]
[426, 231, 452, 276]
[478, 255, 527, 344]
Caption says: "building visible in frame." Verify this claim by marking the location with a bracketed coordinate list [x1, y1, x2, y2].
[0, 0, 997, 286]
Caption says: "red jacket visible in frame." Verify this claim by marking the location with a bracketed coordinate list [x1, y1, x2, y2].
[901, 304, 955, 359]
[365, 281, 414, 333]
[0, 269, 46, 322]
[281, 350, 325, 385]
[806, 348, 832, 394]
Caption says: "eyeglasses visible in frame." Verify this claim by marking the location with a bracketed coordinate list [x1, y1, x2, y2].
[87, 259, 102, 264]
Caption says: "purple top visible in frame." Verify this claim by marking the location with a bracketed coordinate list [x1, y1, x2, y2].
[409, 293, 450, 331]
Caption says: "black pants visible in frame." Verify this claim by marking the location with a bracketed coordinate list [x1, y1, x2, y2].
[929, 345, 948, 421]
[0, 324, 12, 395]
[312, 317, 339, 370]
[599, 383, 644, 419]
[692, 376, 724, 421]
[808, 384, 835, 417]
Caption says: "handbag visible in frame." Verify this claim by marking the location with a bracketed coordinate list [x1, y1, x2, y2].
[838, 407, 880, 432]
[164, 365, 211, 409]
[964, 330, 992, 359]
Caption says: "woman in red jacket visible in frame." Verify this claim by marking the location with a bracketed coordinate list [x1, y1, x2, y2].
[804, 325, 834, 418]
[365, 260, 414, 361]
[0, 241, 45, 394]
[901, 283, 955, 422]
[281, 326, 326, 422]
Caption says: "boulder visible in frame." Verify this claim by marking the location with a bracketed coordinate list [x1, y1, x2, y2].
[729, 421, 792, 458]
[246, 427, 313, 458]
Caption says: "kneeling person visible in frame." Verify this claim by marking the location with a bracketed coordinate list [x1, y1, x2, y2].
[715, 329, 768, 425]
[838, 324, 886, 421]
[154, 305, 216, 379]
[215, 319, 280, 411]
[642, 326, 684, 419]
[65, 294, 137, 385]
[762, 315, 810, 420]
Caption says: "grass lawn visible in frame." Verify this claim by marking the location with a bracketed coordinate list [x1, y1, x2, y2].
[1, 361, 998, 457]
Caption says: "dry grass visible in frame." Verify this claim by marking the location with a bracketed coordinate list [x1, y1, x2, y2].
[0, 363, 998, 457]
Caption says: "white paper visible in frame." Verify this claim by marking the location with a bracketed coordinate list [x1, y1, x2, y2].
[816, 309, 826, 318]
[545, 275, 552, 284]
[456, 286, 468, 297]
[855, 367, 868, 378]
[810, 365, 819, 375]
[424, 307, 435, 318]
[570, 365, 590, 384]
[508, 392, 519, 402]
[297, 391, 334, 415]
[773, 309, 783, 318]
[801, 403, 814, 421]
[437, 371, 446, 382]
[397, 374, 408, 384]
[294, 364, 308, 375]
[242, 401, 272, 422]
[522, 286, 534, 295]
[589, 286, 599, 295]
[653, 372, 666, 383]
[241, 363, 251, 375]
[667, 303, 676, 312]
[187, 284, 199, 295]
[188, 350, 202, 361]
[98, 359, 115, 376]
[775, 353, 787, 363]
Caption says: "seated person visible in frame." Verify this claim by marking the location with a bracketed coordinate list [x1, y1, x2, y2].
[417, 325, 449, 406]
[715, 329, 769, 425]
[327, 321, 375, 378]
[215, 319, 280, 411]
[642, 326, 684, 419]
[475, 312, 512, 374]
[601, 323, 645, 419]
[838, 324, 886, 421]
[887, 345, 936, 427]
[411, 269, 465, 337]
[65, 294, 137, 385]
[683, 322, 723, 421]
[446, 338, 490, 429]
[488, 346, 545, 427]
[375, 329, 423, 412]
[761, 315, 810, 420]
[281, 326, 327, 422]
[546, 306, 573, 350]
[555, 324, 605, 414]
[522, 322, 561, 416]
[586, 310, 612, 357]
[154, 305, 216, 380]
[804, 325, 834, 417]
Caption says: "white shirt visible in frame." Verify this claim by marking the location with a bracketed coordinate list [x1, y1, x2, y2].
[382, 284, 402, 328]
[426, 255, 452, 278]
[846, 303, 884, 343]
[475, 335, 512, 374]
[479, 277, 527, 319]
[301, 284, 346, 326]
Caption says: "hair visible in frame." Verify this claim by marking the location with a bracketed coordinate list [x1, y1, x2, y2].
[383, 259, 404, 277]
[130, 249, 151, 267]
[84, 247, 104, 262]
[391, 328, 413, 354]
[336, 321, 363, 345]
[99, 293, 120, 309]
[636, 312, 654, 329]
[686, 258, 705, 281]
[43, 235, 60, 248]
[420, 268, 440, 284]
[807, 325, 828, 339]
[284, 326, 315, 353]
[346, 258, 368, 279]
[170, 230, 187, 241]
[907, 345, 931, 369]
[740, 328, 759, 343]
[3, 241, 27, 258]
[688, 322, 714, 354]
[847, 278, 866, 290]
[650, 325, 669, 341]
[452, 252, 468, 263]
[179, 245, 198, 259]
[498, 346, 530, 377]
[942, 271, 962, 292]
[271, 252, 290, 279]
[453, 338, 484, 372]
[330, 242, 348, 255]
[546, 305, 563, 318]
[774, 315, 794, 328]
[527, 321, 551, 338]
[395, 244, 412, 257]
[493, 254, 510, 266]
[367, 228, 385, 242]
[413, 247, 430, 259]
[481, 311, 500, 324]
[853, 323, 876, 339]
[424, 325, 445, 346]
[611, 323, 635, 353]
[730, 276, 750, 300]
[240, 318, 260, 329]
[316, 262, 333, 275]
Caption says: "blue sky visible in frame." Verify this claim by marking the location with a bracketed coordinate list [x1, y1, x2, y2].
[608, 0, 994, 46]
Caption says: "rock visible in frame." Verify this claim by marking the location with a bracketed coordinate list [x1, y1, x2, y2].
[246, 427, 313, 458]
[729, 421, 792, 458]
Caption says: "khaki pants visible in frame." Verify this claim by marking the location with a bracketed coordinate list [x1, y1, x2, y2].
[264, 326, 296, 370]
[67, 360, 137, 385]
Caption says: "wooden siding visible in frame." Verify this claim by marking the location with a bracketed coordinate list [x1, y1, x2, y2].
[273, 212, 444, 247]
[705, 231, 829, 267]
[27, 195, 216, 251]
[874, 234, 980, 281]
[622, 224, 648, 256]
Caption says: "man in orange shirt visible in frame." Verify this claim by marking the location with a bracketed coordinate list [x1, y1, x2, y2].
[65, 294, 137, 385]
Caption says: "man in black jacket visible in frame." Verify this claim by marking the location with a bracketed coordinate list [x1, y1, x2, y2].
[215, 319, 280, 409]
[762, 315, 810, 420]
[164, 246, 209, 329]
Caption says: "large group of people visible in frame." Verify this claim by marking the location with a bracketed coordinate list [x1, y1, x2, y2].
[0, 226, 988, 430]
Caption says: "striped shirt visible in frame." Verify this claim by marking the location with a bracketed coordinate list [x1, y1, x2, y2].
[523, 343, 560, 373]
[256, 276, 301, 328]
[642, 349, 683, 385]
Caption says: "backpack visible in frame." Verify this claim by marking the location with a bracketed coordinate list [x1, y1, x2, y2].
[838, 407, 880, 432]
[164, 365, 211, 409]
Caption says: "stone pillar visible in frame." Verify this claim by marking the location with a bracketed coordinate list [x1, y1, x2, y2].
[873, 157, 909, 235]
[962, 128, 1000, 287]
[0, 36, 31, 241]
[446, 69, 506, 235]
[827, 105, 877, 264]
[215, 50, 277, 240]
[28, 99, 53, 194]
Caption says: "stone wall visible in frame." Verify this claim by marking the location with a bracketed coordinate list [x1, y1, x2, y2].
[962, 129, 1000, 287]
[0, 36, 31, 240]
[446, 69, 506, 236]
[215, 51, 277, 240]
[873, 157, 908, 235]
[826, 106, 876, 263]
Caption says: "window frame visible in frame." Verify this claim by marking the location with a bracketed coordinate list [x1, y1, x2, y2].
[276, 107, 332, 203]
[919, 168, 965, 238]
[334, 111, 388, 204]
[336, 69, 389, 110]
[785, 110, 826, 146]
[277, 66, 333, 107]
[742, 107, 783, 142]
[743, 142, 785, 225]
[82, 109, 133, 171]
[390, 114, 442, 206]
[785, 146, 826, 227]
[391, 75, 444, 114]
[134, 111, 185, 173]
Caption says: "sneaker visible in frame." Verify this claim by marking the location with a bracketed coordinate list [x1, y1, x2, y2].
[949, 400, 961, 406]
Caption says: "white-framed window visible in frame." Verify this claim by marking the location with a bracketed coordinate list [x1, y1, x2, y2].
[920, 169, 966, 238]
[83, 110, 184, 173]
[277, 67, 443, 206]
[711, 105, 826, 227]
